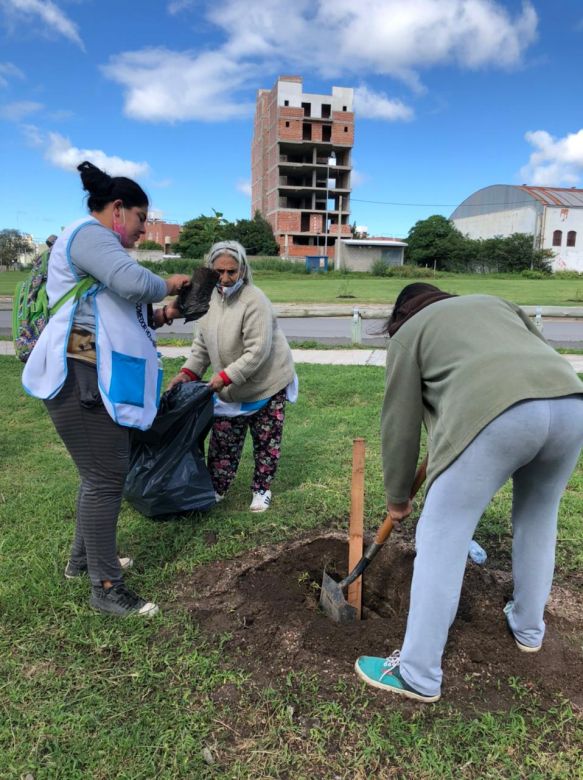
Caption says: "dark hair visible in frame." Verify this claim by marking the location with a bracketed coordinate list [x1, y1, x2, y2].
[77, 160, 148, 213]
[383, 282, 445, 334]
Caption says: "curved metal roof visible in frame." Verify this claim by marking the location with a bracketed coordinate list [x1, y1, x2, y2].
[517, 185, 583, 207]
[451, 184, 583, 220]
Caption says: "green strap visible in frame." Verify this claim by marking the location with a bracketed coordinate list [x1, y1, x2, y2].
[49, 276, 98, 317]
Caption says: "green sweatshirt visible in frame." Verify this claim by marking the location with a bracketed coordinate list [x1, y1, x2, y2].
[381, 294, 583, 503]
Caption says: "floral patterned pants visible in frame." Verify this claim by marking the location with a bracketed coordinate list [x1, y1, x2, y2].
[208, 389, 287, 496]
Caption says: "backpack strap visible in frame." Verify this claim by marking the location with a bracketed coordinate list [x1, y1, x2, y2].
[49, 275, 98, 317]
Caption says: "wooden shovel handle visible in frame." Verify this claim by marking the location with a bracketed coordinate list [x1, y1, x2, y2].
[374, 456, 428, 546]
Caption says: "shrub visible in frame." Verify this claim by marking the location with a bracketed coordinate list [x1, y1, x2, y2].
[249, 257, 309, 274]
[521, 269, 549, 280]
[138, 258, 203, 274]
[553, 270, 583, 280]
[371, 262, 442, 278]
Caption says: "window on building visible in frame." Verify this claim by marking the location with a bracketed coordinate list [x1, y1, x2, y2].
[284, 100, 289, 106]
[285, 121, 290, 127]
[321, 103, 331, 118]
[552, 230, 562, 247]
[322, 125, 331, 142]
[302, 123, 312, 140]
[301, 102, 311, 117]
[567, 230, 577, 247]
[344, 126, 348, 132]
[342, 105, 347, 111]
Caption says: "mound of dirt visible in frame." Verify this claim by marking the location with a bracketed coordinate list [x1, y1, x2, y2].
[171, 532, 583, 712]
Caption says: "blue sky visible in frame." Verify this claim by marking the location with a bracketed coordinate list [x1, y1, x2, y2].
[1, 0, 583, 244]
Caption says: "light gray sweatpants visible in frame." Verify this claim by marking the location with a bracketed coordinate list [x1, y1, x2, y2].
[399, 396, 583, 697]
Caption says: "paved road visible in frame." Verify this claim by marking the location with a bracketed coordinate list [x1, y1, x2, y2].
[133, 315, 583, 349]
[2, 308, 583, 348]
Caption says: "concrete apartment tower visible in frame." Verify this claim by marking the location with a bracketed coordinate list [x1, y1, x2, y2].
[252, 76, 354, 261]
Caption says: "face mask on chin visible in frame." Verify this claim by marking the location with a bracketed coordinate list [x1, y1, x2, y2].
[112, 208, 130, 247]
[219, 278, 244, 298]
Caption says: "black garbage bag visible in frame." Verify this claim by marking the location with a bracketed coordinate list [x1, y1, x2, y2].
[175, 266, 220, 322]
[124, 381, 216, 518]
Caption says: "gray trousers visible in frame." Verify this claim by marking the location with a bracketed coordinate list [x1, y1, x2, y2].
[45, 359, 129, 586]
[400, 396, 583, 697]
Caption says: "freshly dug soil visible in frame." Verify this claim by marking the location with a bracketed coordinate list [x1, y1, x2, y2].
[171, 531, 583, 712]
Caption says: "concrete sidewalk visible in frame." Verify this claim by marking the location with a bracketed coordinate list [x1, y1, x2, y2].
[2, 340, 582, 372]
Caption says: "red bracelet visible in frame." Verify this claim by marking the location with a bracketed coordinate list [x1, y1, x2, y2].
[180, 367, 198, 381]
[219, 370, 232, 386]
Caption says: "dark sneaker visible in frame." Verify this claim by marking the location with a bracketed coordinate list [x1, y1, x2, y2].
[90, 583, 159, 617]
[503, 601, 542, 653]
[65, 557, 133, 580]
[355, 650, 441, 703]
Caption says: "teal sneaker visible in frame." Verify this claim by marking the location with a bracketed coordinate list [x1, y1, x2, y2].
[503, 601, 542, 653]
[354, 650, 440, 703]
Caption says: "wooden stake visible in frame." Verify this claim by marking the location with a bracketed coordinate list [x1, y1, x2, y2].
[347, 437, 365, 619]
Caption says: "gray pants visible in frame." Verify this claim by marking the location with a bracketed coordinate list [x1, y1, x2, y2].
[400, 396, 583, 697]
[45, 359, 129, 586]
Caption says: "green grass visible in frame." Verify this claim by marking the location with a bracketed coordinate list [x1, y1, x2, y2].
[3, 269, 583, 305]
[1, 356, 582, 778]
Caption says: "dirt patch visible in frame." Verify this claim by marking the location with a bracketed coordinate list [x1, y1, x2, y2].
[171, 531, 583, 712]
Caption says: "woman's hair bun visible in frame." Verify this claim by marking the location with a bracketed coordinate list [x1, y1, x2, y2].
[77, 160, 113, 195]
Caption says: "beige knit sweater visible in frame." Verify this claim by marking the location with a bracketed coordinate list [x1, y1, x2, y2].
[182, 284, 295, 403]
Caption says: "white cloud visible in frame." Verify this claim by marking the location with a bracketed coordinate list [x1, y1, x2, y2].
[0, 61, 24, 88]
[353, 85, 413, 121]
[167, 0, 197, 14]
[1, 0, 84, 49]
[211, 0, 537, 80]
[101, 48, 256, 122]
[351, 169, 368, 188]
[102, 0, 538, 124]
[21, 125, 150, 177]
[21, 122, 43, 146]
[236, 178, 252, 197]
[0, 100, 43, 120]
[44, 133, 150, 177]
[520, 129, 583, 186]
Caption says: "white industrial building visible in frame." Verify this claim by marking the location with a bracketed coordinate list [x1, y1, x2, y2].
[451, 185, 583, 272]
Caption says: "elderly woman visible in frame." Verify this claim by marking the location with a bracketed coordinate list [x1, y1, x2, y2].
[355, 283, 583, 703]
[169, 241, 296, 512]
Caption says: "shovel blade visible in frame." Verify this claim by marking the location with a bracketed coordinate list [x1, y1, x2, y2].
[319, 569, 358, 623]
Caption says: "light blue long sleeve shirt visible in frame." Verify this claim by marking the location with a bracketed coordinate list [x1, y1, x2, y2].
[69, 222, 168, 332]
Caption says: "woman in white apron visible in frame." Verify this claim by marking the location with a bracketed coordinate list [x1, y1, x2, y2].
[23, 161, 190, 618]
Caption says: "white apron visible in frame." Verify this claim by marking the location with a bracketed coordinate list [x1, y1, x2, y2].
[22, 217, 163, 430]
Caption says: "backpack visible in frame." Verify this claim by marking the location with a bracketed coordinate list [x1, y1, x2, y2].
[12, 246, 97, 363]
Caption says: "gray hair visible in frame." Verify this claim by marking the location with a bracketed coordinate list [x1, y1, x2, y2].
[206, 240, 253, 285]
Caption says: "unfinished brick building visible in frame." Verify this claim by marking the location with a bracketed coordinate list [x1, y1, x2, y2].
[252, 76, 354, 260]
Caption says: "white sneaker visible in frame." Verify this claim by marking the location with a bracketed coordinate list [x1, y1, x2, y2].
[215, 492, 224, 503]
[250, 490, 271, 512]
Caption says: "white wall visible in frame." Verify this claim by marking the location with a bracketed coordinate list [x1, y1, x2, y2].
[452, 207, 536, 239]
[541, 207, 583, 272]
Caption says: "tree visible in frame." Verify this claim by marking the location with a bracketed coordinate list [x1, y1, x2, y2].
[138, 239, 163, 250]
[406, 215, 471, 271]
[172, 210, 228, 258]
[479, 233, 552, 273]
[0, 229, 32, 267]
[224, 211, 279, 255]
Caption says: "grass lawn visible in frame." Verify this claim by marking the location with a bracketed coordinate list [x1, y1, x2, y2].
[1, 356, 582, 778]
[2, 269, 583, 306]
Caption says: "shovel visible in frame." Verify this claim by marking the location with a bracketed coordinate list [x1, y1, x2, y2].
[319, 457, 428, 623]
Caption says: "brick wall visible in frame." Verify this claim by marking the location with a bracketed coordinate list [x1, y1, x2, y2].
[275, 210, 301, 233]
[310, 213, 324, 233]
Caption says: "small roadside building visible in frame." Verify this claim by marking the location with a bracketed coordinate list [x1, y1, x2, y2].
[451, 185, 583, 272]
[337, 237, 407, 272]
